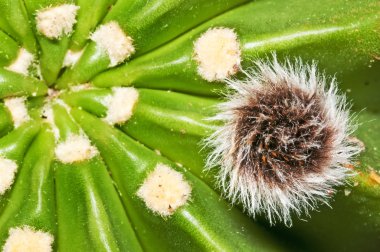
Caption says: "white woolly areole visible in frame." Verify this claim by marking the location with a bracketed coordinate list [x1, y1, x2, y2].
[3, 226, 53, 252]
[69, 83, 93, 92]
[55, 134, 98, 163]
[0, 157, 17, 195]
[90, 21, 135, 67]
[193, 27, 241, 82]
[4, 97, 30, 128]
[41, 104, 60, 140]
[137, 164, 192, 216]
[36, 4, 79, 39]
[103, 87, 139, 125]
[5, 48, 34, 76]
[205, 56, 360, 226]
[63, 49, 83, 67]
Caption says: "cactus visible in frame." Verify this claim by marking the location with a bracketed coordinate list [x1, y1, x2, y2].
[0, 0, 379, 251]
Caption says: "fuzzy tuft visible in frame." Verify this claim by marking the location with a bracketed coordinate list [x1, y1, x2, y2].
[137, 163, 192, 217]
[90, 22, 135, 67]
[204, 56, 360, 226]
[3, 226, 53, 252]
[193, 27, 241, 82]
[0, 157, 18, 195]
[36, 4, 79, 39]
[63, 49, 84, 67]
[103, 87, 139, 125]
[55, 134, 98, 163]
[4, 97, 30, 128]
[5, 48, 34, 76]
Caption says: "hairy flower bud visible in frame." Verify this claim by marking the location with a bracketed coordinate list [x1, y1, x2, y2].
[205, 56, 361, 226]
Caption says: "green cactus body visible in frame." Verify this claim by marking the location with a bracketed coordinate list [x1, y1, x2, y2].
[61, 88, 219, 184]
[70, 0, 117, 51]
[0, 122, 40, 213]
[0, 31, 19, 67]
[0, 69, 47, 98]
[92, 0, 380, 104]
[0, 0, 379, 251]
[55, 0, 250, 88]
[0, 0, 37, 54]
[0, 104, 13, 137]
[0, 125, 56, 248]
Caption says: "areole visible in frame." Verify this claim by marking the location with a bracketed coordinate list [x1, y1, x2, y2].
[0, 0, 379, 251]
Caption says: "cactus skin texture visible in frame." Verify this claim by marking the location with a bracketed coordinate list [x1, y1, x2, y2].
[0, 0, 379, 251]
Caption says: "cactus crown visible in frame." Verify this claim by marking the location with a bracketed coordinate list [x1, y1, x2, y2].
[205, 56, 361, 226]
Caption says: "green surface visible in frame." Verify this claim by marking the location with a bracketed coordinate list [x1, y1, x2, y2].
[0, 0, 379, 251]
